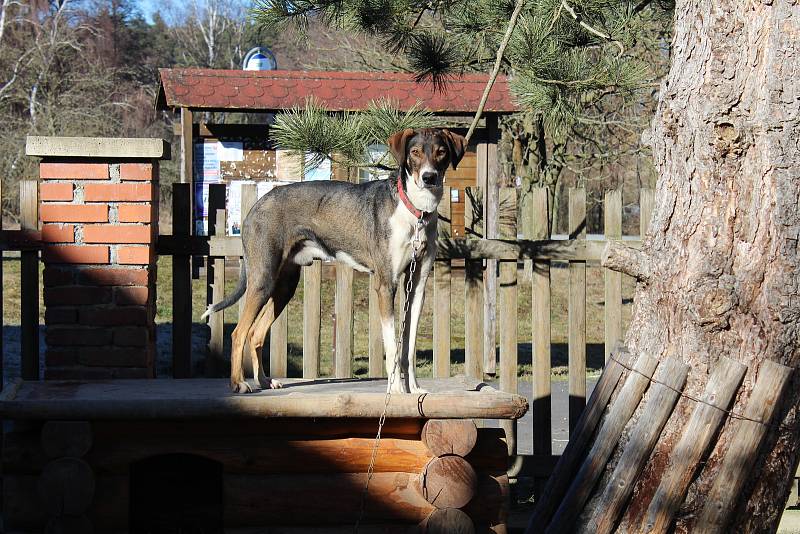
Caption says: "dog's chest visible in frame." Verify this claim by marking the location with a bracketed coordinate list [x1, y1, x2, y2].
[387, 204, 432, 281]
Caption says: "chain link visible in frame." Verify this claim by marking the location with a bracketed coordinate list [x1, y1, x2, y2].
[354, 214, 425, 533]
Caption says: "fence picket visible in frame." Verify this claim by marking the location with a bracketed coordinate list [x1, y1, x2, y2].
[206, 184, 226, 378]
[433, 186, 452, 378]
[368, 275, 383, 377]
[20, 181, 39, 381]
[499, 188, 518, 455]
[640, 188, 655, 237]
[464, 188, 483, 379]
[568, 188, 587, 433]
[269, 300, 288, 378]
[172, 183, 192, 378]
[531, 187, 551, 461]
[335, 265, 354, 378]
[604, 190, 622, 362]
[303, 261, 322, 379]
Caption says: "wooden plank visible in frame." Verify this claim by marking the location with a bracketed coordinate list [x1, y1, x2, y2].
[464, 190, 483, 380]
[269, 299, 289, 379]
[334, 265, 354, 378]
[238, 182, 257, 322]
[172, 183, 192, 378]
[568, 188, 587, 433]
[483, 114, 500, 376]
[531, 187, 551, 459]
[303, 261, 322, 379]
[546, 351, 660, 534]
[694, 360, 792, 533]
[641, 357, 747, 534]
[499, 188, 518, 456]
[433, 186, 452, 379]
[588, 357, 690, 534]
[206, 186, 226, 378]
[20, 181, 39, 381]
[368, 275, 384, 378]
[603, 190, 622, 362]
[639, 188, 655, 237]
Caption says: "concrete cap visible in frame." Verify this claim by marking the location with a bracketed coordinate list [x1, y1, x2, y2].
[26, 136, 171, 160]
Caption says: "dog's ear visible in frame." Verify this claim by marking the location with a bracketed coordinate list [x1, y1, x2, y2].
[442, 129, 467, 169]
[387, 129, 415, 168]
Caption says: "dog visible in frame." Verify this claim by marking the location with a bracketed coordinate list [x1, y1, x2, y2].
[201, 128, 466, 394]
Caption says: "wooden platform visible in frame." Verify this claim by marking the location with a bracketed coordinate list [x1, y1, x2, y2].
[0, 375, 528, 420]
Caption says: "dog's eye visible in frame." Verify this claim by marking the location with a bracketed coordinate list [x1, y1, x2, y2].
[410, 147, 421, 156]
[437, 148, 447, 157]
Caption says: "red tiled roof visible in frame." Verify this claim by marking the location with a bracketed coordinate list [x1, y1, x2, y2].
[156, 68, 518, 114]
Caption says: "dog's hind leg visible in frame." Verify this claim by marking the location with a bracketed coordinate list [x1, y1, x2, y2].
[230, 286, 269, 393]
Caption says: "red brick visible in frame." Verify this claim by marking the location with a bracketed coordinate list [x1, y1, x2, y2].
[44, 286, 112, 306]
[117, 246, 151, 265]
[43, 267, 74, 287]
[79, 267, 149, 286]
[40, 162, 108, 180]
[79, 307, 148, 326]
[84, 183, 152, 202]
[40, 204, 108, 223]
[40, 182, 74, 201]
[42, 245, 109, 264]
[41, 224, 75, 243]
[45, 349, 78, 367]
[79, 347, 149, 367]
[120, 163, 153, 181]
[83, 225, 150, 244]
[114, 327, 149, 347]
[46, 326, 112, 346]
[115, 286, 149, 306]
[118, 204, 152, 223]
[44, 307, 77, 324]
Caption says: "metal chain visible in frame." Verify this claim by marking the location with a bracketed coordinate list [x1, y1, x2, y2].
[354, 214, 425, 533]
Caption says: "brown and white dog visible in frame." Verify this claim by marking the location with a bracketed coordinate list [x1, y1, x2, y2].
[202, 128, 466, 394]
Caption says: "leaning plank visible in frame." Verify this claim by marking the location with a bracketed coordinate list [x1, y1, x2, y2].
[693, 360, 793, 534]
[639, 357, 747, 534]
[525, 347, 630, 533]
[19, 180, 39, 381]
[545, 351, 659, 534]
[303, 260, 322, 379]
[587, 357, 689, 534]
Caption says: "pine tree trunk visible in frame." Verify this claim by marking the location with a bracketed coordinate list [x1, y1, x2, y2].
[585, 1, 800, 532]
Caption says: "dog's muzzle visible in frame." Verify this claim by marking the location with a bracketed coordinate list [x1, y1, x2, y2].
[421, 171, 438, 187]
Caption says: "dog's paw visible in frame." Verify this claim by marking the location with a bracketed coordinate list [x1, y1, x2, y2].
[260, 377, 283, 390]
[231, 381, 254, 394]
[409, 384, 428, 394]
[388, 381, 410, 394]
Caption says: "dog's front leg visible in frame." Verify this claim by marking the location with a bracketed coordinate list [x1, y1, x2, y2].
[401, 245, 436, 394]
[375, 278, 406, 393]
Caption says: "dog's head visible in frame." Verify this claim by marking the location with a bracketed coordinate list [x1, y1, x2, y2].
[387, 128, 467, 189]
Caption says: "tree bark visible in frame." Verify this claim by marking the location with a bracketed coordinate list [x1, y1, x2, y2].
[583, 1, 800, 532]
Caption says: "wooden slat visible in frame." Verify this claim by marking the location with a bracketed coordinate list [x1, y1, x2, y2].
[334, 265, 354, 378]
[0, 177, 3, 391]
[568, 188, 587, 433]
[206, 186, 226, 378]
[546, 352, 660, 534]
[499, 188, 518, 455]
[464, 190, 483, 380]
[238, 183, 257, 323]
[589, 357, 689, 534]
[603, 190, 622, 362]
[641, 357, 747, 534]
[20, 181, 38, 381]
[639, 188, 655, 237]
[520, 189, 533, 282]
[483, 114, 500, 376]
[302, 261, 322, 379]
[368, 275, 383, 378]
[694, 361, 792, 533]
[433, 186, 452, 379]
[531, 187, 551, 460]
[526, 348, 629, 532]
[269, 300, 289, 378]
[172, 183, 192, 378]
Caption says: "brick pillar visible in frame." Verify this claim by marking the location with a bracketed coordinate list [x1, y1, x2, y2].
[26, 137, 170, 379]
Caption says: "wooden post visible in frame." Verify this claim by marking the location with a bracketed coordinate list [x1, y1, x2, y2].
[334, 265, 354, 378]
[531, 187, 551, 461]
[433, 185, 452, 378]
[639, 188, 655, 237]
[464, 189, 484, 380]
[206, 184, 226, 378]
[499, 188, 518, 455]
[482, 115, 500, 376]
[20, 180, 39, 380]
[172, 183, 192, 378]
[587, 357, 689, 534]
[694, 360, 793, 533]
[603, 190, 622, 362]
[269, 296, 289, 378]
[639, 357, 747, 534]
[303, 260, 322, 379]
[568, 188, 587, 433]
[546, 352, 659, 534]
[368, 276, 383, 378]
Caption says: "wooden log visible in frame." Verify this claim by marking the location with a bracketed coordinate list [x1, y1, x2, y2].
[368, 275, 384, 377]
[420, 455, 478, 509]
[303, 260, 322, 379]
[693, 360, 792, 533]
[499, 188, 518, 455]
[463, 470, 511, 528]
[41, 421, 92, 459]
[464, 190, 484, 379]
[172, 183, 192, 378]
[335, 264, 354, 378]
[586, 357, 690, 534]
[38, 457, 95, 516]
[639, 357, 747, 534]
[20, 180, 39, 381]
[422, 419, 478, 457]
[433, 186, 452, 379]
[422, 508, 476, 534]
[531, 187, 551, 462]
[207, 202, 226, 378]
[545, 351, 659, 534]
[603, 190, 622, 362]
[568, 188, 587, 433]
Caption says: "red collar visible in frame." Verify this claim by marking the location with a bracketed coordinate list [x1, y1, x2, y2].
[397, 175, 426, 219]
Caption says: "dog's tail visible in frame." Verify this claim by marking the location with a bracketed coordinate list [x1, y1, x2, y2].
[200, 261, 247, 321]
